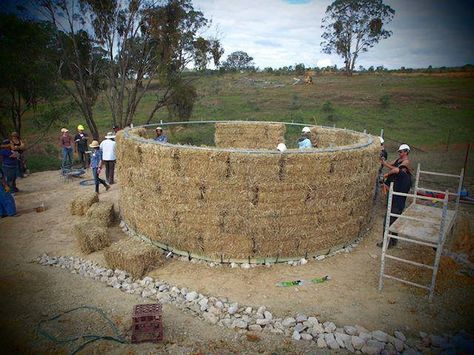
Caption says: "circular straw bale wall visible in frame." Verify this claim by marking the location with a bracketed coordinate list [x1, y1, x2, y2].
[117, 121, 380, 263]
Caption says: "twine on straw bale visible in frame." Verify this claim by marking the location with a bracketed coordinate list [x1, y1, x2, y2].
[86, 201, 115, 227]
[74, 224, 110, 254]
[104, 238, 164, 278]
[116, 121, 379, 261]
[70, 191, 99, 216]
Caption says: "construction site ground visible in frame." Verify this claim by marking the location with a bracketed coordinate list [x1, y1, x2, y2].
[0, 170, 473, 353]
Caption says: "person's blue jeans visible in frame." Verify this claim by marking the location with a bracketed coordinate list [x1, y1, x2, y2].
[62, 147, 73, 168]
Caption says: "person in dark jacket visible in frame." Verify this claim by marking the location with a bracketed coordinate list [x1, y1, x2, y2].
[74, 124, 89, 168]
[377, 144, 412, 248]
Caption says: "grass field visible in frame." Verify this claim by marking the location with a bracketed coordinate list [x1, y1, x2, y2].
[15, 72, 474, 176]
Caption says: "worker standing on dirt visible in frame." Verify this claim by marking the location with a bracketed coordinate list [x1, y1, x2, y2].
[298, 127, 313, 149]
[89, 140, 110, 194]
[74, 125, 89, 169]
[154, 127, 168, 143]
[377, 144, 412, 248]
[60, 128, 73, 170]
[1, 139, 20, 193]
[100, 132, 116, 185]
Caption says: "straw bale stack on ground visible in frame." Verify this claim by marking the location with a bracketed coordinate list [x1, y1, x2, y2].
[116, 122, 379, 263]
[104, 238, 164, 278]
[86, 201, 115, 227]
[74, 224, 110, 254]
[70, 191, 99, 216]
[215, 121, 286, 149]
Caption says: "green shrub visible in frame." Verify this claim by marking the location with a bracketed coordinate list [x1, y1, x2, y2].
[322, 100, 334, 113]
[379, 95, 391, 109]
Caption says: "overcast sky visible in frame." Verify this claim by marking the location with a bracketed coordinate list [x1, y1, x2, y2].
[194, 0, 474, 69]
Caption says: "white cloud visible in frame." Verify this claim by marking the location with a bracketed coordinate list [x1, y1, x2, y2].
[194, 0, 474, 69]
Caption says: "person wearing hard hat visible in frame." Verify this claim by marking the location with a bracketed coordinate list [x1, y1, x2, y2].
[60, 128, 73, 170]
[298, 127, 313, 149]
[154, 127, 168, 143]
[100, 132, 117, 184]
[377, 143, 412, 248]
[74, 124, 89, 168]
[276, 143, 287, 152]
[89, 140, 110, 194]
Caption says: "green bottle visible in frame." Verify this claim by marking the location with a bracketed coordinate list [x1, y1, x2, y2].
[311, 275, 330, 284]
[276, 280, 304, 287]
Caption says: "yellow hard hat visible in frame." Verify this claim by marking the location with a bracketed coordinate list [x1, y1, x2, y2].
[77, 124, 85, 131]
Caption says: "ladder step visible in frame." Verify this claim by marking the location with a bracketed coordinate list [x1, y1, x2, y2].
[383, 274, 430, 290]
[386, 234, 438, 248]
[384, 254, 434, 269]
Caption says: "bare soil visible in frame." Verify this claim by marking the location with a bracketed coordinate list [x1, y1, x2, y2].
[0, 170, 473, 353]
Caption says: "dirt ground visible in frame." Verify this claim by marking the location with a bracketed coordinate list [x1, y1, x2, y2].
[0, 170, 473, 353]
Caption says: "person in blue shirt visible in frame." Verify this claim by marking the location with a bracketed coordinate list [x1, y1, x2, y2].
[1, 139, 20, 192]
[298, 127, 313, 149]
[89, 140, 110, 194]
[154, 127, 168, 143]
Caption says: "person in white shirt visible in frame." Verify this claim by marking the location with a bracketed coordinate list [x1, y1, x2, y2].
[100, 132, 117, 184]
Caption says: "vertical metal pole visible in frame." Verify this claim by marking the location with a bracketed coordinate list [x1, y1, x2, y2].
[454, 168, 464, 221]
[413, 163, 420, 205]
[380, 128, 384, 139]
[429, 190, 449, 301]
[379, 182, 394, 292]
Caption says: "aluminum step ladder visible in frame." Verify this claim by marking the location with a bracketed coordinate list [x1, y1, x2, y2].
[378, 165, 464, 301]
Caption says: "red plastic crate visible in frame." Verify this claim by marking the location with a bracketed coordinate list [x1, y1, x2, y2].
[131, 303, 163, 343]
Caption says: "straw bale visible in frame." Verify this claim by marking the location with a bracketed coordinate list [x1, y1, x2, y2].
[104, 238, 163, 278]
[215, 121, 286, 149]
[74, 224, 110, 254]
[86, 201, 115, 227]
[117, 125, 380, 260]
[70, 191, 99, 216]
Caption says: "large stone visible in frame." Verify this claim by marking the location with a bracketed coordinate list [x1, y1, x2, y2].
[360, 332, 372, 342]
[352, 336, 366, 350]
[307, 316, 319, 326]
[256, 318, 272, 326]
[296, 314, 308, 323]
[208, 306, 221, 315]
[292, 330, 301, 341]
[344, 325, 358, 336]
[264, 311, 273, 320]
[317, 337, 327, 348]
[394, 339, 404, 352]
[372, 330, 389, 343]
[323, 321, 337, 333]
[185, 291, 198, 302]
[356, 324, 369, 335]
[310, 323, 325, 336]
[228, 303, 239, 315]
[430, 335, 448, 348]
[325, 333, 340, 350]
[394, 331, 406, 342]
[282, 317, 296, 327]
[295, 323, 307, 333]
[232, 319, 248, 329]
[301, 333, 313, 341]
[362, 340, 385, 354]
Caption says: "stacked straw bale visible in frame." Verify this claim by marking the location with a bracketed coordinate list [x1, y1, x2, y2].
[86, 201, 115, 227]
[117, 123, 379, 261]
[74, 224, 110, 254]
[70, 191, 99, 216]
[104, 238, 163, 278]
[215, 121, 286, 149]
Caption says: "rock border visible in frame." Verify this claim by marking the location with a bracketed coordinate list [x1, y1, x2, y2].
[35, 254, 472, 354]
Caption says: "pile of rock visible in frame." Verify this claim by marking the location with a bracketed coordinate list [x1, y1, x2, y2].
[35, 254, 473, 354]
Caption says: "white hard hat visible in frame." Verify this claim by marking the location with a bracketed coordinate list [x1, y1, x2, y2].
[379, 137, 384, 144]
[302, 127, 311, 133]
[156, 126, 163, 131]
[398, 144, 410, 152]
[277, 143, 287, 152]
